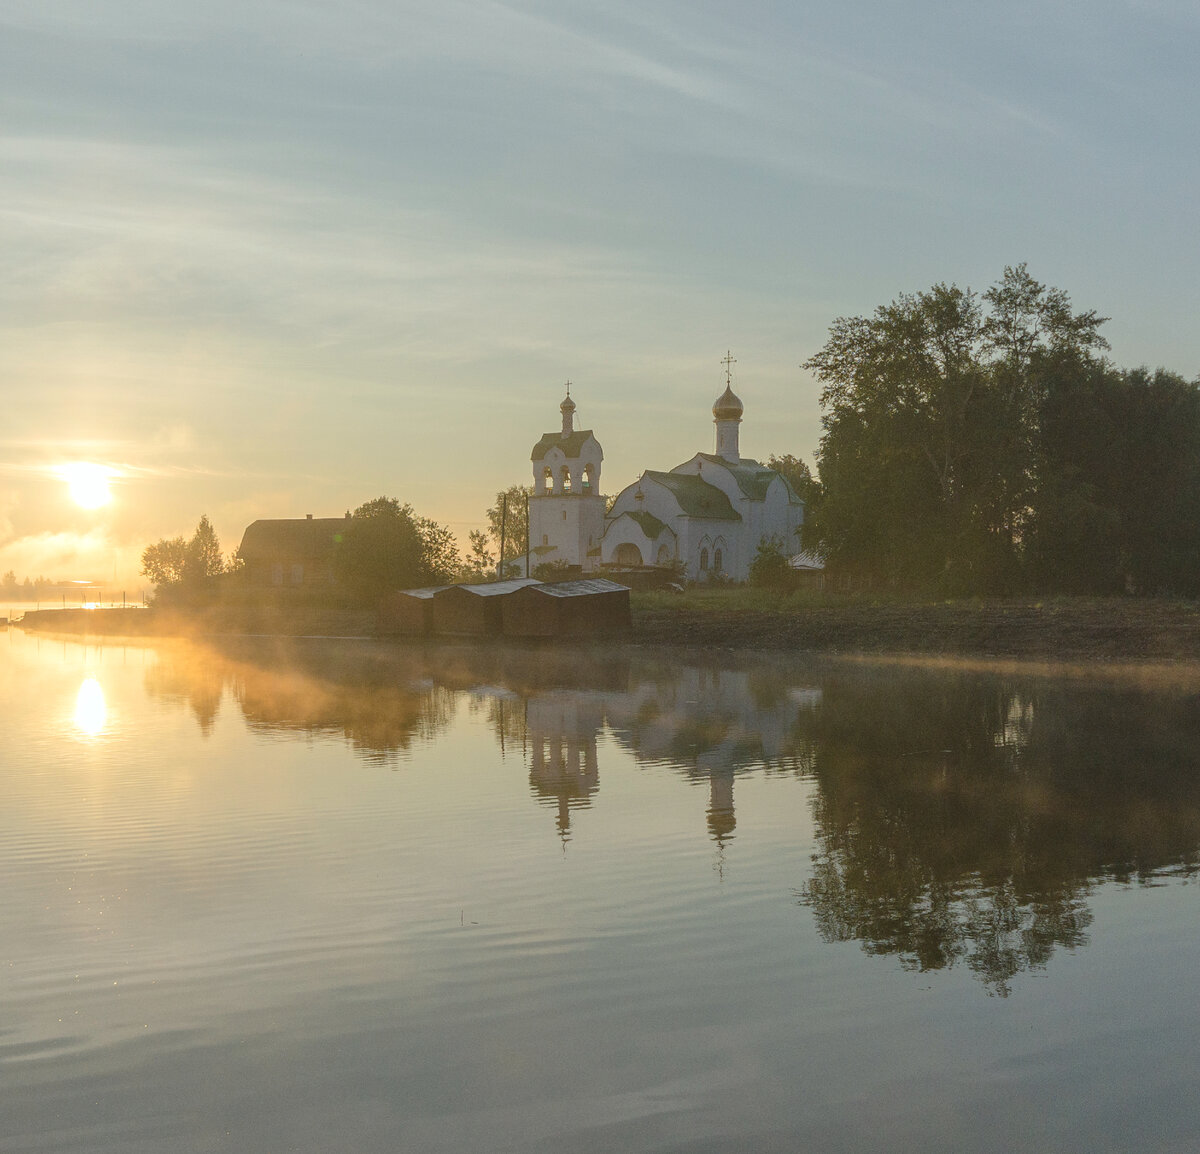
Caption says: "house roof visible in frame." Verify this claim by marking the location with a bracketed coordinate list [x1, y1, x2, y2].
[642, 471, 740, 520]
[438, 578, 543, 598]
[524, 578, 629, 598]
[790, 550, 826, 571]
[692, 454, 804, 504]
[619, 510, 673, 540]
[530, 430, 598, 462]
[238, 517, 350, 560]
[393, 585, 450, 600]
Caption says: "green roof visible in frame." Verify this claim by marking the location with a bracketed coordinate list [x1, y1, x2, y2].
[642, 472, 740, 520]
[693, 454, 802, 503]
[622, 510, 672, 539]
[530, 430, 598, 461]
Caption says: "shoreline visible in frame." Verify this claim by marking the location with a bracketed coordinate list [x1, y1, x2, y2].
[12, 597, 1200, 665]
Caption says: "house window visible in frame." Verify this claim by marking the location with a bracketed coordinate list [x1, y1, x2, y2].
[699, 548, 709, 572]
[290, 564, 304, 585]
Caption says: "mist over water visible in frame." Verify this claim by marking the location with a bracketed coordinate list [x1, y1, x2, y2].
[2, 629, 1198, 1152]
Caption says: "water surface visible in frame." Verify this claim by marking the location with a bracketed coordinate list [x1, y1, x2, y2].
[2, 630, 1198, 1152]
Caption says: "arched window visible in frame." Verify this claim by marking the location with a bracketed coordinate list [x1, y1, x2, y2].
[656, 544, 672, 565]
[561, 467, 572, 494]
[582, 464, 595, 492]
[713, 548, 723, 573]
[615, 542, 643, 566]
[700, 548, 709, 572]
[543, 466, 554, 494]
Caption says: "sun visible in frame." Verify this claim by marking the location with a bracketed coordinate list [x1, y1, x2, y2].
[60, 463, 113, 509]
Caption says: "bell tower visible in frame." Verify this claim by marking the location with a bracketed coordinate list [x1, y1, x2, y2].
[527, 384, 606, 574]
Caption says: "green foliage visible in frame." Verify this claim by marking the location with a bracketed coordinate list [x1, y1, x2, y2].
[334, 497, 425, 601]
[414, 516, 461, 585]
[804, 265, 1112, 594]
[766, 453, 823, 512]
[142, 514, 226, 595]
[459, 530, 496, 582]
[334, 497, 460, 601]
[748, 535, 793, 591]
[486, 485, 531, 563]
[532, 559, 580, 581]
[141, 536, 190, 588]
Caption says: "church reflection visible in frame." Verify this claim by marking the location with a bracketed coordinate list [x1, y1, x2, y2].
[141, 637, 1200, 993]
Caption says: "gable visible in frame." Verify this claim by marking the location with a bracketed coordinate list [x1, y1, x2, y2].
[643, 471, 740, 520]
[238, 517, 350, 561]
[530, 430, 600, 462]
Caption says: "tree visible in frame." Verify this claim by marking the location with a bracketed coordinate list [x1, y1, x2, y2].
[185, 515, 224, 582]
[141, 536, 190, 588]
[748, 535, 792, 591]
[414, 516, 461, 585]
[486, 485, 531, 570]
[333, 497, 425, 601]
[461, 530, 496, 582]
[803, 266, 1109, 593]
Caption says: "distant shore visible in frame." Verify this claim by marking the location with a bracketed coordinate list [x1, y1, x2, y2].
[14, 595, 1200, 664]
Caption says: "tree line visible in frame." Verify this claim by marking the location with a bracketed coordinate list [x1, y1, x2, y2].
[799, 264, 1200, 595]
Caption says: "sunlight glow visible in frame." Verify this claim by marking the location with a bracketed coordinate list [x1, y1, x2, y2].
[74, 677, 108, 737]
[60, 463, 113, 509]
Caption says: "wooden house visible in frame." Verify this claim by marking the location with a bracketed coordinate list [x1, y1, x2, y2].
[237, 514, 351, 587]
[429, 579, 543, 636]
[377, 586, 447, 636]
[501, 578, 631, 639]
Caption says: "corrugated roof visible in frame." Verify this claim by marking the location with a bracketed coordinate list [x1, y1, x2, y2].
[394, 585, 449, 599]
[789, 550, 826, 571]
[439, 578, 543, 597]
[528, 578, 630, 597]
[530, 430, 598, 461]
[642, 472, 740, 520]
[238, 517, 349, 560]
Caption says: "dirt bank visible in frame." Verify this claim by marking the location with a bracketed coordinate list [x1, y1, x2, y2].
[16, 597, 1200, 663]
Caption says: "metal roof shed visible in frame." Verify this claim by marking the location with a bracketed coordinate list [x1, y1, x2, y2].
[377, 586, 446, 636]
[430, 579, 543, 636]
[501, 578, 631, 639]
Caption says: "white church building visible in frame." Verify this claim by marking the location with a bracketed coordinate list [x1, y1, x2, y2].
[525, 367, 805, 583]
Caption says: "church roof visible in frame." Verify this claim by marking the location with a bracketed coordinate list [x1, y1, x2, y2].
[618, 510, 673, 539]
[642, 471, 740, 520]
[692, 454, 806, 505]
[530, 430, 597, 461]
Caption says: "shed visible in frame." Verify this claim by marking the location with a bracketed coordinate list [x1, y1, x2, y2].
[501, 578, 632, 639]
[430, 579, 543, 636]
[377, 586, 447, 636]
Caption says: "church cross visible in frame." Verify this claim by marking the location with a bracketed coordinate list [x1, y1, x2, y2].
[721, 351, 736, 387]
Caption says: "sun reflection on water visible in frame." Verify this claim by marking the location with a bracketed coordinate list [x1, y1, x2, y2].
[74, 677, 107, 737]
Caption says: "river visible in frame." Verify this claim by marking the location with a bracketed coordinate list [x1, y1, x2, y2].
[2, 628, 1198, 1152]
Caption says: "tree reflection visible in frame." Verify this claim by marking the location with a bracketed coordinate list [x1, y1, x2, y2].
[796, 668, 1200, 994]
[140, 638, 1200, 992]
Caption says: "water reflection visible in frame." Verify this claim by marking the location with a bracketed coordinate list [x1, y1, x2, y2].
[72, 676, 107, 737]
[141, 639, 1200, 993]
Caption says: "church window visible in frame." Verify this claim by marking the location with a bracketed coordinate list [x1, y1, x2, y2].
[543, 467, 554, 494]
[561, 467, 572, 494]
[562, 510, 567, 520]
[615, 542, 642, 566]
[656, 544, 671, 565]
[583, 464, 595, 492]
[542, 535, 549, 546]
[699, 548, 709, 572]
[713, 549, 723, 573]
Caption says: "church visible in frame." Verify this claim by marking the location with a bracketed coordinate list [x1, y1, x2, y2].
[525, 363, 805, 583]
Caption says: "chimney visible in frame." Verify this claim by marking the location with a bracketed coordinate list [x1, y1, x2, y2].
[306, 513, 313, 520]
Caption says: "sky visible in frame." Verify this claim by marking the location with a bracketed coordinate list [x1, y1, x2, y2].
[2, 0, 1197, 588]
